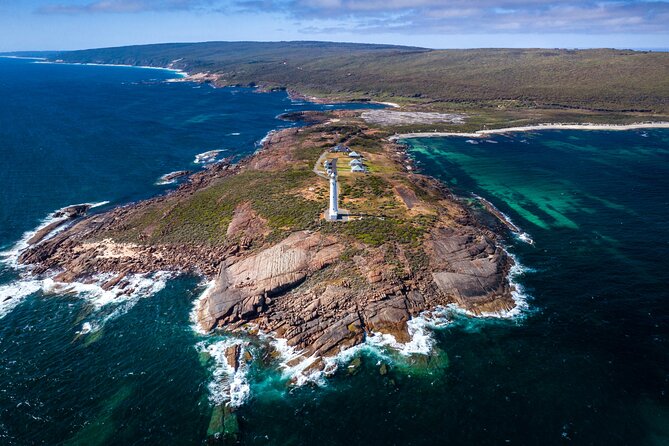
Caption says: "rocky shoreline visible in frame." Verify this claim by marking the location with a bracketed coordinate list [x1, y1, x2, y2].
[16, 110, 519, 373]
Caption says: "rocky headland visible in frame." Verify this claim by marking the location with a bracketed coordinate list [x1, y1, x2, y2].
[17, 109, 517, 372]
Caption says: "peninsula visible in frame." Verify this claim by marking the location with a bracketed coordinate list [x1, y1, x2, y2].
[18, 109, 516, 371]
[50, 42, 669, 129]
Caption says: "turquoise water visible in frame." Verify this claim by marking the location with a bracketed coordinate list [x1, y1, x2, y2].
[2, 55, 669, 445]
[401, 131, 669, 445]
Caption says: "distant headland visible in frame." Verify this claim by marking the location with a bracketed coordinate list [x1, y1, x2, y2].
[38, 41, 669, 131]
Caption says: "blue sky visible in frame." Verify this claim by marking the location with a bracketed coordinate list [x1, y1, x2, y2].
[1, 0, 668, 51]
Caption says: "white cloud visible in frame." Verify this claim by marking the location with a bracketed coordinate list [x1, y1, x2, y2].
[34, 0, 669, 34]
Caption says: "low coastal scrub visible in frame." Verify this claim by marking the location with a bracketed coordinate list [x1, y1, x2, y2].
[58, 43, 669, 114]
[323, 217, 424, 247]
[108, 169, 322, 245]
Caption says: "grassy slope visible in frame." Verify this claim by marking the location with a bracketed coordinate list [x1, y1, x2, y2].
[56, 42, 669, 113]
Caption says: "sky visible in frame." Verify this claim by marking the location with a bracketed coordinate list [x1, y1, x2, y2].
[1, 0, 668, 51]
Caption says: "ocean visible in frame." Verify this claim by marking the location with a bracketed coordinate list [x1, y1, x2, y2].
[1, 56, 668, 445]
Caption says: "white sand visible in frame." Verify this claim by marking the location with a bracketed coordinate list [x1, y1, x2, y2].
[390, 122, 669, 140]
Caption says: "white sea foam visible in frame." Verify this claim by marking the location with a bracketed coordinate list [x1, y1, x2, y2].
[448, 252, 532, 320]
[255, 130, 276, 150]
[271, 313, 449, 386]
[0, 201, 175, 322]
[503, 254, 532, 318]
[78, 322, 94, 335]
[366, 317, 437, 356]
[71, 272, 171, 335]
[227, 132, 241, 136]
[67, 271, 171, 308]
[271, 337, 325, 386]
[194, 149, 225, 164]
[198, 339, 251, 407]
[155, 171, 188, 185]
[190, 281, 216, 336]
[156, 171, 178, 185]
[465, 139, 479, 144]
[270, 249, 532, 383]
[0, 280, 42, 318]
[0, 271, 170, 322]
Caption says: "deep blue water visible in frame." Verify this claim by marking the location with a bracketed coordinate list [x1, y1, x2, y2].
[0, 57, 384, 445]
[1, 56, 669, 445]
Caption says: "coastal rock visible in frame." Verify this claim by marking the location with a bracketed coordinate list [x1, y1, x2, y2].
[199, 231, 345, 331]
[53, 204, 92, 219]
[225, 344, 241, 372]
[27, 204, 93, 246]
[426, 227, 514, 314]
[363, 296, 411, 342]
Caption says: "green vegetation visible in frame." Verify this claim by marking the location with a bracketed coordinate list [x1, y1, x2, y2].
[344, 175, 394, 199]
[323, 216, 426, 247]
[108, 169, 322, 245]
[56, 42, 669, 114]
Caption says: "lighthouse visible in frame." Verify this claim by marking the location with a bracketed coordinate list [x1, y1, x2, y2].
[328, 159, 339, 221]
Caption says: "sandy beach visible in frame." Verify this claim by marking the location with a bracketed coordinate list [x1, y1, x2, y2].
[390, 122, 669, 140]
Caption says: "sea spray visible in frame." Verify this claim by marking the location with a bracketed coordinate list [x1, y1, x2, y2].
[193, 149, 226, 164]
[197, 338, 251, 407]
[155, 170, 189, 185]
[189, 280, 216, 336]
[255, 130, 276, 151]
[0, 279, 42, 319]
[445, 251, 533, 320]
[271, 337, 325, 386]
[195, 262, 533, 392]
[191, 282, 254, 407]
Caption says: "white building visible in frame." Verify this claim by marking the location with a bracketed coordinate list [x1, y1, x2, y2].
[328, 159, 339, 220]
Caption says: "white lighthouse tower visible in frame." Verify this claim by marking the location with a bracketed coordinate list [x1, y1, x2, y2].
[328, 159, 339, 221]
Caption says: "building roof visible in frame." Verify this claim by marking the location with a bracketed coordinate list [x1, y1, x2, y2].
[349, 159, 364, 166]
[351, 165, 367, 173]
[349, 151, 361, 158]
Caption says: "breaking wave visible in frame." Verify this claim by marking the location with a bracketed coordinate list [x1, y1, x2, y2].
[255, 130, 276, 150]
[197, 338, 251, 407]
[156, 171, 187, 185]
[189, 280, 216, 336]
[0, 279, 42, 319]
[194, 149, 226, 164]
[0, 271, 172, 324]
[0, 202, 171, 323]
